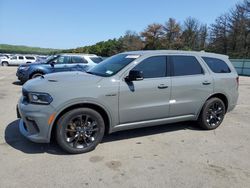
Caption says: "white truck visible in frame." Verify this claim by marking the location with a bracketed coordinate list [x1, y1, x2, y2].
[1, 55, 37, 66]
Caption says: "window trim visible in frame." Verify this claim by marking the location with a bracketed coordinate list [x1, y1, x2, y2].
[131, 55, 169, 80]
[169, 55, 205, 77]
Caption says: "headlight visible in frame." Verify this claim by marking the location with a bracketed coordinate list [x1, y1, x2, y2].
[19, 66, 29, 71]
[28, 92, 53, 105]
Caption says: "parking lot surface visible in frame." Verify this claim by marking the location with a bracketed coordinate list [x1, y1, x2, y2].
[0, 67, 250, 188]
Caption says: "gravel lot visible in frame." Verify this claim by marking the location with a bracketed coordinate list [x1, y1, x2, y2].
[0, 67, 250, 188]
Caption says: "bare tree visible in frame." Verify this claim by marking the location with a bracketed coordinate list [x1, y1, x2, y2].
[163, 18, 182, 49]
[120, 31, 144, 51]
[141, 23, 164, 49]
[181, 17, 200, 50]
[209, 14, 229, 54]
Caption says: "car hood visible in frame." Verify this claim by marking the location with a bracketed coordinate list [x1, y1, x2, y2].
[23, 71, 103, 92]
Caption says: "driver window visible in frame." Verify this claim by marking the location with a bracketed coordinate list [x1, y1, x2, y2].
[132, 56, 167, 78]
[11, 56, 17, 60]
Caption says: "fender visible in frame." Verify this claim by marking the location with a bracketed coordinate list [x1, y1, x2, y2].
[47, 97, 114, 140]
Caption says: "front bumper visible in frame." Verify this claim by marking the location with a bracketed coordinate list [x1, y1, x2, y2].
[17, 97, 56, 143]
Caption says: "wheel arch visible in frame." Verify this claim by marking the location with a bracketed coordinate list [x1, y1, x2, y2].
[50, 102, 111, 142]
[196, 93, 229, 120]
[207, 93, 228, 112]
[1, 61, 9, 65]
[29, 70, 45, 79]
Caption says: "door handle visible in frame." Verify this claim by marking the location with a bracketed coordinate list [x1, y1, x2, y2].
[158, 84, 168, 89]
[202, 81, 211, 85]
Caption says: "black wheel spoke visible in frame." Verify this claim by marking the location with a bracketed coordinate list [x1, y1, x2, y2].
[73, 135, 81, 148]
[84, 115, 90, 126]
[65, 128, 76, 132]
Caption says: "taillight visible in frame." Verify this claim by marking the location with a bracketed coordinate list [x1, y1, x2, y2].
[236, 76, 239, 89]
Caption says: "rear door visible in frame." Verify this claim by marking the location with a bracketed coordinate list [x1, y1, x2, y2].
[70, 56, 88, 71]
[119, 56, 171, 123]
[169, 55, 213, 117]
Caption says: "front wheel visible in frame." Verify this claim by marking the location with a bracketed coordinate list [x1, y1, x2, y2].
[198, 98, 226, 130]
[56, 108, 105, 154]
[1, 61, 9, 66]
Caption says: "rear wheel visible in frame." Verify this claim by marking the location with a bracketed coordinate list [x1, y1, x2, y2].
[1, 61, 9, 66]
[56, 108, 105, 154]
[198, 97, 226, 130]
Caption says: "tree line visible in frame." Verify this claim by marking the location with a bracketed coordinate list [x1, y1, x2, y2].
[64, 0, 250, 58]
[0, 44, 61, 55]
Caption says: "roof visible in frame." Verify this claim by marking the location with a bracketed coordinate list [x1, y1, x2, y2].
[122, 50, 229, 59]
[60, 53, 98, 57]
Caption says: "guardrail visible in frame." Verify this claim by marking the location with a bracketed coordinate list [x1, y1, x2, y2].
[230, 59, 250, 76]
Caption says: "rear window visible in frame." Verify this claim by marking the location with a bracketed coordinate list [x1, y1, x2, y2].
[90, 57, 103, 64]
[202, 57, 231, 73]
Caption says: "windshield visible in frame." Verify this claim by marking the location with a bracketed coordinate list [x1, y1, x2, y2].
[45, 55, 59, 63]
[90, 57, 103, 64]
[87, 54, 140, 77]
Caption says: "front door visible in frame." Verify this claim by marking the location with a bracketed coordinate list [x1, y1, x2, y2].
[119, 56, 171, 124]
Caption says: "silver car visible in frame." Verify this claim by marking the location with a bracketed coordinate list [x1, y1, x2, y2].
[17, 50, 239, 154]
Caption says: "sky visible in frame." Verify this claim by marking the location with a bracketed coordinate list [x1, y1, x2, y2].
[0, 0, 240, 49]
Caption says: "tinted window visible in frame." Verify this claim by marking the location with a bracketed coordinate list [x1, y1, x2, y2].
[133, 56, 167, 78]
[25, 56, 35, 60]
[11, 56, 17, 60]
[55, 56, 71, 64]
[171, 56, 203, 76]
[87, 54, 139, 77]
[18, 56, 24, 60]
[202, 57, 231, 73]
[71, 56, 85, 64]
[90, 57, 103, 64]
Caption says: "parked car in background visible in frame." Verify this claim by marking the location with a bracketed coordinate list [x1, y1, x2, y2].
[17, 50, 239, 154]
[1, 55, 36, 66]
[0, 54, 10, 60]
[16, 54, 102, 83]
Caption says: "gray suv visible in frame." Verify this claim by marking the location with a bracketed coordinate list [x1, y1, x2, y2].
[17, 50, 239, 154]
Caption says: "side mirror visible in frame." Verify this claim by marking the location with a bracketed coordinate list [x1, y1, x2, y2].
[125, 70, 144, 82]
[50, 61, 55, 68]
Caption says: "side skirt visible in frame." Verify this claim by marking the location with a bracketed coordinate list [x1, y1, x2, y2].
[111, 114, 196, 133]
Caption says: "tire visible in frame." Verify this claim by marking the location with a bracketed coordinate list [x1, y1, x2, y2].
[31, 72, 43, 79]
[198, 97, 226, 130]
[56, 108, 105, 154]
[1, 61, 9, 66]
